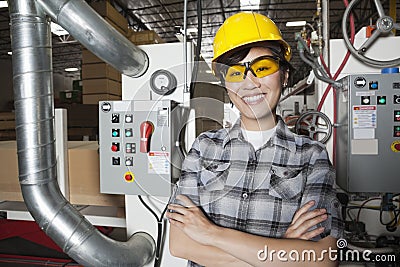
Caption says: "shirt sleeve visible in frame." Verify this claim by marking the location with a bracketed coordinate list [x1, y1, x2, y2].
[301, 147, 344, 241]
[169, 137, 202, 206]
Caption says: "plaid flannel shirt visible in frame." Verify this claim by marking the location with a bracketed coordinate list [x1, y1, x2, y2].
[171, 117, 344, 267]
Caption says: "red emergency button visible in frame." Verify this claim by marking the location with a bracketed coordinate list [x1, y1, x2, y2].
[395, 144, 400, 151]
[391, 141, 400, 152]
[124, 172, 134, 183]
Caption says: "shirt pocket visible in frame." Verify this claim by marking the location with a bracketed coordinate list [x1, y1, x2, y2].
[199, 161, 230, 191]
[269, 166, 304, 200]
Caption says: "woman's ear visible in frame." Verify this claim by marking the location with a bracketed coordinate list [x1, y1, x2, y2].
[282, 70, 289, 88]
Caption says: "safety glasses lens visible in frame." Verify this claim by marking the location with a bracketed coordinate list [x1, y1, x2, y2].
[251, 58, 279, 78]
[224, 57, 280, 83]
[225, 65, 247, 82]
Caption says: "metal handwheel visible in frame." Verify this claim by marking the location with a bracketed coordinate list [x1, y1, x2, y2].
[342, 0, 400, 68]
[295, 111, 333, 144]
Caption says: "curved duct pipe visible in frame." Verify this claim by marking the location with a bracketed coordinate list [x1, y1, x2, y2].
[35, 0, 149, 78]
[8, 0, 155, 266]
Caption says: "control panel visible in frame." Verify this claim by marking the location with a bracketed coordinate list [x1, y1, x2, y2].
[336, 73, 400, 192]
[99, 100, 182, 196]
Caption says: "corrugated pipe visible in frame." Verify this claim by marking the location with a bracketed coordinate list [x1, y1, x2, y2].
[35, 0, 149, 78]
[8, 0, 155, 266]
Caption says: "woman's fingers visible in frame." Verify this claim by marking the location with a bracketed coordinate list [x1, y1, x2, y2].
[291, 200, 315, 223]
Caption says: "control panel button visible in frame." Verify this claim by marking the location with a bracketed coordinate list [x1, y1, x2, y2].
[125, 128, 133, 137]
[369, 81, 378, 90]
[126, 143, 136, 153]
[125, 157, 133, 166]
[112, 113, 120, 123]
[112, 157, 120, 165]
[112, 128, 120, 137]
[111, 142, 120, 152]
[394, 95, 400, 104]
[395, 111, 400, 122]
[361, 96, 370, 105]
[125, 114, 133, 123]
[124, 172, 134, 182]
[377, 96, 386, 105]
[394, 126, 400, 137]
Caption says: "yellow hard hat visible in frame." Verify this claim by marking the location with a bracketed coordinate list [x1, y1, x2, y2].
[212, 12, 291, 69]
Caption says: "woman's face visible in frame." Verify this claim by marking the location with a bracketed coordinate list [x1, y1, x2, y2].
[224, 47, 286, 125]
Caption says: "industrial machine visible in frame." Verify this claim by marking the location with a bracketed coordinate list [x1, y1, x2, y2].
[335, 73, 400, 192]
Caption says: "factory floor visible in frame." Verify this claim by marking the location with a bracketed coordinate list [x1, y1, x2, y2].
[0, 219, 126, 267]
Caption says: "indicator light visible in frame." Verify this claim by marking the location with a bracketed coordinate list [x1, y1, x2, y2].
[111, 142, 120, 152]
[377, 96, 386, 105]
[112, 129, 120, 137]
[361, 96, 370, 105]
[369, 81, 378, 90]
[125, 128, 133, 137]
[125, 114, 133, 123]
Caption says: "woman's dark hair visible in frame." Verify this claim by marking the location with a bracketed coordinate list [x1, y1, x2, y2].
[214, 41, 291, 87]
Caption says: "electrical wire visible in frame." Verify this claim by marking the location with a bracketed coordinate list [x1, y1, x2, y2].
[138, 196, 169, 267]
[356, 197, 381, 222]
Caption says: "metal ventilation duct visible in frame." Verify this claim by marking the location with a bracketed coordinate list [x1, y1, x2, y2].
[8, 0, 155, 266]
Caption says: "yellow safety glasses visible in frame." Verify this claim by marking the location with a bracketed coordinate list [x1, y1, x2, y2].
[223, 55, 281, 83]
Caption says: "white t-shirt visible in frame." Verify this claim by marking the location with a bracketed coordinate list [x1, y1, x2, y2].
[241, 126, 276, 151]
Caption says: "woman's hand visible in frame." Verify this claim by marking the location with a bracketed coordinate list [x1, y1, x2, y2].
[284, 200, 328, 240]
[166, 195, 220, 246]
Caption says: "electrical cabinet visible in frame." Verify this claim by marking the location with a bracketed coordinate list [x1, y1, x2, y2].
[336, 73, 400, 192]
[99, 100, 183, 196]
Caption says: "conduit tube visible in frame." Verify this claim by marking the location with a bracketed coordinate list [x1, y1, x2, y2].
[8, 0, 155, 266]
[35, 0, 149, 77]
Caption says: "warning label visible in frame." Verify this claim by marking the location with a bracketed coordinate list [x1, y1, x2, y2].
[148, 151, 170, 174]
[352, 105, 377, 128]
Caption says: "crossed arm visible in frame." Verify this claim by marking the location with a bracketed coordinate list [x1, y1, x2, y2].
[168, 195, 337, 267]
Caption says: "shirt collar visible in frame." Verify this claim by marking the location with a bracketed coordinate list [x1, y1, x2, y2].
[222, 116, 296, 152]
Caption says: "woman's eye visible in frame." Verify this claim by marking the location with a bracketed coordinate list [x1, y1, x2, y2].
[256, 67, 270, 72]
[229, 71, 242, 77]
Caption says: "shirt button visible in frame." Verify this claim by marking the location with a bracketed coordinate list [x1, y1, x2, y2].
[242, 192, 248, 199]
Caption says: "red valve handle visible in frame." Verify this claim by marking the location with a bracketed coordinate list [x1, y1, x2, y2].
[140, 121, 154, 153]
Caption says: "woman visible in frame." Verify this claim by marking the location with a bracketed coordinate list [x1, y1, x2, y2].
[167, 12, 343, 267]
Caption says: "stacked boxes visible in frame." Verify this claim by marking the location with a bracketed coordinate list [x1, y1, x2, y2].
[82, 1, 128, 104]
[127, 29, 165, 45]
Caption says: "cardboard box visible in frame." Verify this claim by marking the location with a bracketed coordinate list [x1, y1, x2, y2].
[0, 141, 21, 201]
[0, 141, 125, 207]
[105, 18, 127, 36]
[82, 94, 121, 105]
[127, 30, 165, 45]
[82, 49, 103, 64]
[82, 78, 122, 96]
[68, 141, 124, 207]
[90, 1, 128, 34]
[82, 63, 121, 82]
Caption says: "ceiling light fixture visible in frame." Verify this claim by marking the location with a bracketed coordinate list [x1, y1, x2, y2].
[0, 1, 8, 8]
[65, 67, 79, 72]
[51, 22, 69, 36]
[240, 0, 260, 10]
[7, 51, 12, 55]
[286, 21, 307, 27]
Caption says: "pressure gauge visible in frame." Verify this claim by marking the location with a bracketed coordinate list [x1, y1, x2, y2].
[150, 69, 177, 96]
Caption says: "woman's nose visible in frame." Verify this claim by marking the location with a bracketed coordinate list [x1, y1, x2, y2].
[242, 71, 261, 89]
